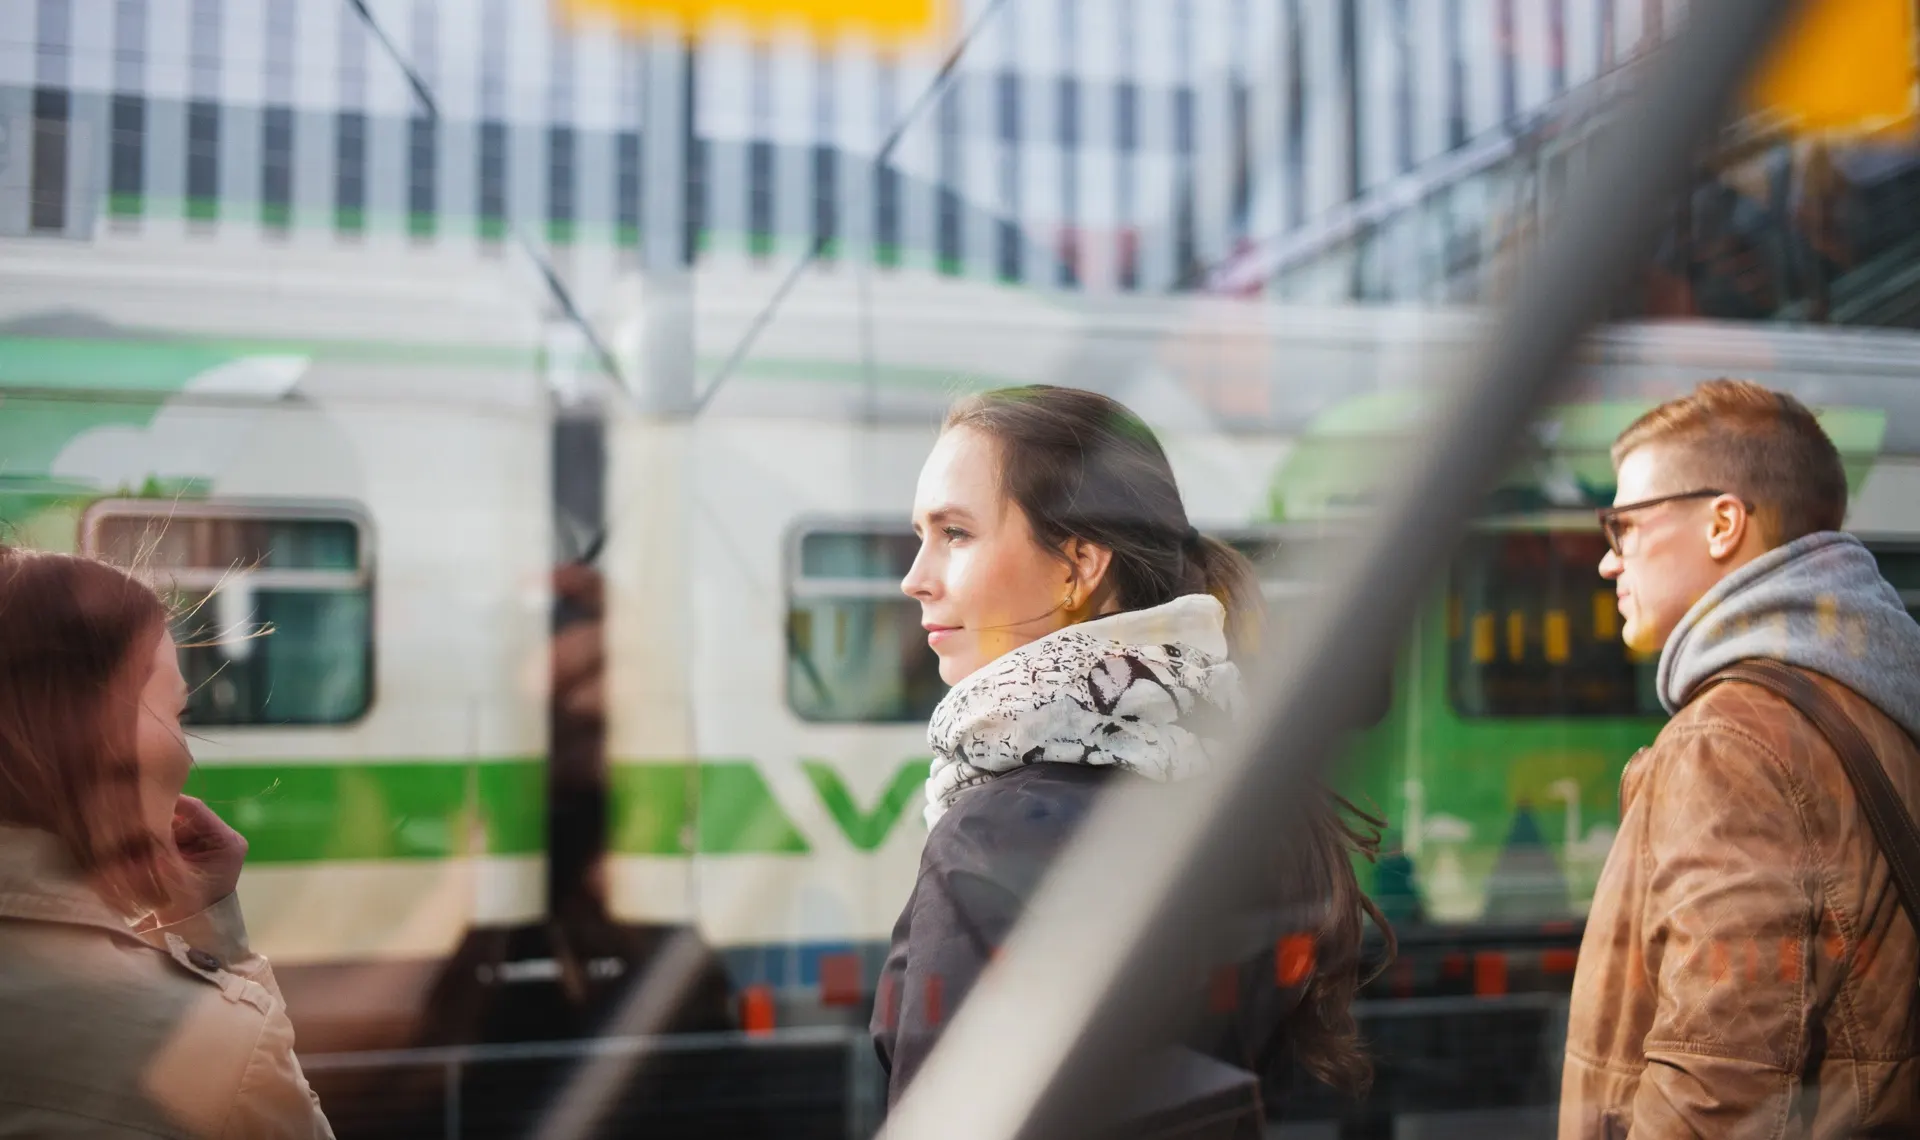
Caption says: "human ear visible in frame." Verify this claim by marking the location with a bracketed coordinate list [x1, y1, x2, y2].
[1707, 495, 1750, 561]
[1061, 538, 1115, 610]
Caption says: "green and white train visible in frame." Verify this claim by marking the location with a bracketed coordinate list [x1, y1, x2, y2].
[5, 234, 1919, 1044]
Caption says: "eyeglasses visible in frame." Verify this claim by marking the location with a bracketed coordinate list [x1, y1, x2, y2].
[1596, 489, 1747, 556]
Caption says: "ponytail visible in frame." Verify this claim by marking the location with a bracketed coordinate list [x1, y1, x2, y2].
[1186, 532, 1265, 660]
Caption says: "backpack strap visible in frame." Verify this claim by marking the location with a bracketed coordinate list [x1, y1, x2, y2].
[1695, 659, 1920, 941]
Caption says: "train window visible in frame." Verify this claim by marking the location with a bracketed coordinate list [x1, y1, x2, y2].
[82, 503, 374, 726]
[1447, 530, 1662, 718]
[1222, 528, 1392, 728]
[1865, 542, 1920, 621]
[786, 528, 945, 723]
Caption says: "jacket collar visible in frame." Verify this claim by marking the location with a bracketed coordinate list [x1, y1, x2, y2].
[0, 825, 149, 943]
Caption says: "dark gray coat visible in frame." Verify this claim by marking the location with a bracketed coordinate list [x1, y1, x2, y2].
[871, 764, 1310, 1122]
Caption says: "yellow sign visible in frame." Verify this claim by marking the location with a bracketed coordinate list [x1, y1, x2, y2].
[566, 0, 944, 42]
[1751, 0, 1919, 134]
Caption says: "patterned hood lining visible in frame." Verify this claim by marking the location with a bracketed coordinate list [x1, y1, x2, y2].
[923, 595, 1243, 828]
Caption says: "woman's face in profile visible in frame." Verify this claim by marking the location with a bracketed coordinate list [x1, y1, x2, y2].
[903, 426, 1076, 685]
[134, 631, 193, 841]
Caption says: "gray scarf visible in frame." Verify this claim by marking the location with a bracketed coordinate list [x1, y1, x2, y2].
[1659, 531, 1920, 737]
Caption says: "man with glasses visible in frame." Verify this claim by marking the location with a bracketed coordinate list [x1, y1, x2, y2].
[1560, 379, 1920, 1138]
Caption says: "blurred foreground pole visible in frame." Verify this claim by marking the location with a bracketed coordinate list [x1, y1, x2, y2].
[880, 1, 1804, 1138]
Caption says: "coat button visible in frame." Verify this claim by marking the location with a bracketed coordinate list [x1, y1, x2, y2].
[186, 948, 222, 972]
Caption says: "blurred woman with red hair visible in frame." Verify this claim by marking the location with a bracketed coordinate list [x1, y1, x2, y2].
[0, 546, 334, 1138]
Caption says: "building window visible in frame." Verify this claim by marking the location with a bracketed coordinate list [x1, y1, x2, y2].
[813, 55, 835, 260]
[1285, 3, 1307, 228]
[1498, 0, 1518, 124]
[261, 106, 293, 231]
[478, 119, 507, 241]
[875, 62, 900, 268]
[1340, 0, 1361, 200]
[937, 89, 962, 274]
[111, 0, 146, 220]
[547, 124, 575, 244]
[1864, 541, 1920, 622]
[996, 70, 1020, 144]
[1226, 528, 1391, 727]
[787, 528, 944, 723]
[685, 135, 707, 263]
[1116, 81, 1138, 290]
[1549, 0, 1567, 94]
[30, 88, 69, 232]
[1057, 75, 1080, 150]
[748, 140, 775, 257]
[1231, 81, 1251, 232]
[812, 143, 837, 257]
[1446, 0, 1467, 148]
[997, 220, 1023, 283]
[186, 100, 220, 222]
[996, 71, 1022, 282]
[1058, 75, 1080, 287]
[615, 129, 640, 248]
[875, 161, 901, 267]
[83, 504, 375, 726]
[109, 93, 145, 217]
[1448, 530, 1660, 718]
[335, 110, 366, 233]
[408, 114, 436, 238]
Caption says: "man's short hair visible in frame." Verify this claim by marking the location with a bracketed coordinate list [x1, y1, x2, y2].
[1611, 378, 1847, 545]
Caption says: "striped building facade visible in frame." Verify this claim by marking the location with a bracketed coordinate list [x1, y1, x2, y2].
[1, 0, 1675, 299]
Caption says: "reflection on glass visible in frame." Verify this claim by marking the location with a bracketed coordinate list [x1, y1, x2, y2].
[1448, 530, 1660, 717]
[798, 531, 917, 580]
[93, 515, 360, 572]
[179, 589, 372, 725]
[789, 529, 943, 722]
[1867, 542, 1920, 622]
[87, 509, 373, 726]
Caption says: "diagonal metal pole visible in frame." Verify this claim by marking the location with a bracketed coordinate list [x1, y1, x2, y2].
[881, 1, 1806, 1138]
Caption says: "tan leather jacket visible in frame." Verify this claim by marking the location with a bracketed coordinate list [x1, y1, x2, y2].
[1561, 672, 1920, 1139]
[0, 826, 334, 1139]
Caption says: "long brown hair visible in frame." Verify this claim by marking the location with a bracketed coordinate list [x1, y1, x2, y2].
[0, 546, 179, 913]
[944, 384, 1393, 1095]
[944, 385, 1265, 655]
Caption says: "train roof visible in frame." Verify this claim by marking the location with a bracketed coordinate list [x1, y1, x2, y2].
[6, 240, 1920, 451]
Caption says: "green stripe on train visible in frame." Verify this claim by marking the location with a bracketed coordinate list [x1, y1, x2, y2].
[607, 760, 931, 855]
[187, 759, 545, 862]
[190, 757, 932, 862]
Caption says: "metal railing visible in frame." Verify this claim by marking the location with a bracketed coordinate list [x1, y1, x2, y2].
[302, 1026, 884, 1140]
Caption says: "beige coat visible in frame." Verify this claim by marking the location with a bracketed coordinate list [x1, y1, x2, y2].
[0, 826, 335, 1139]
[1560, 674, 1920, 1139]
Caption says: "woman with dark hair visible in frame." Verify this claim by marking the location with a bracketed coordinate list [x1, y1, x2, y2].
[0, 547, 334, 1138]
[872, 386, 1389, 1120]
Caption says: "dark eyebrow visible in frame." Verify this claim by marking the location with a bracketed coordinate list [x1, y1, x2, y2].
[923, 506, 976, 529]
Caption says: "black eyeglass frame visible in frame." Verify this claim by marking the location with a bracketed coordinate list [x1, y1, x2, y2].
[1596, 488, 1753, 556]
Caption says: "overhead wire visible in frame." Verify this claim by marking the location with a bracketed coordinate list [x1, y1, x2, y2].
[690, 0, 1016, 416]
[342, 0, 627, 392]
